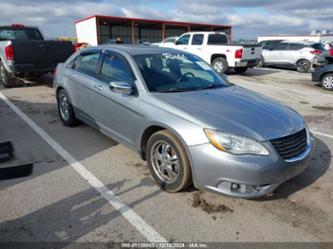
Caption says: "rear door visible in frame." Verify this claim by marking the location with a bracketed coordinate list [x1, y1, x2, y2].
[188, 34, 205, 59]
[263, 43, 288, 64]
[65, 51, 101, 124]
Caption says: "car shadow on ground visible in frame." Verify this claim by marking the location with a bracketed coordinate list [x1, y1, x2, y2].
[263, 137, 331, 200]
[0, 177, 161, 244]
[227, 67, 281, 76]
[0, 95, 119, 189]
[4, 75, 54, 89]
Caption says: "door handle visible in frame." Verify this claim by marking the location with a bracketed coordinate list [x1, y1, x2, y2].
[67, 74, 76, 80]
[94, 84, 103, 91]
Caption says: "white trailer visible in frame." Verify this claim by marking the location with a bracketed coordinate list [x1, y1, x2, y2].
[257, 35, 333, 43]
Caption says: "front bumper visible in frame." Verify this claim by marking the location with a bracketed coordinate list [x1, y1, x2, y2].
[188, 136, 315, 198]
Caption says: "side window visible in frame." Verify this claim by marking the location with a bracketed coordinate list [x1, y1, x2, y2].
[100, 54, 135, 84]
[272, 43, 287, 51]
[191, 34, 204, 45]
[292, 44, 305, 50]
[177, 35, 190, 45]
[76, 53, 100, 77]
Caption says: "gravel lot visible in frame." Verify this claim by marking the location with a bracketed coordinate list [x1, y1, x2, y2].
[0, 67, 332, 245]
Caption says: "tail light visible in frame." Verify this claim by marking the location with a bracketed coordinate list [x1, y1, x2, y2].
[5, 44, 14, 60]
[72, 44, 77, 53]
[310, 49, 322, 55]
[329, 49, 333, 56]
[235, 49, 243, 59]
[11, 24, 25, 28]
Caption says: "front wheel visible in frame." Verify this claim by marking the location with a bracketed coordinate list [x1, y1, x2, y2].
[146, 130, 192, 193]
[212, 57, 228, 74]
[296, 59, 311, 73]
[57, 89, 79, 127]
[321, 73, 333, 91]
[0, 62, 16, 88]
[234, 67, 248, 74]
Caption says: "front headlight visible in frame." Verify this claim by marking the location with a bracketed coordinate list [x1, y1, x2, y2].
[204, 129, 269, 155]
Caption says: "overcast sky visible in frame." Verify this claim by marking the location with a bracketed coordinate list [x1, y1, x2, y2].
[0, 0, 332, 40]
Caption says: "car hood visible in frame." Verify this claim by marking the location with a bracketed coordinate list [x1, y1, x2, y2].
[153, 86, 304, 141]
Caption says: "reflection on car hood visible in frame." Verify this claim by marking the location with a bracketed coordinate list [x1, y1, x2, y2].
[154, 86, 304, 141]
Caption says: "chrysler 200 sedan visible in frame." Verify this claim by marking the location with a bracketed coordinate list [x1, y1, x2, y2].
[54, 45, 314, 198]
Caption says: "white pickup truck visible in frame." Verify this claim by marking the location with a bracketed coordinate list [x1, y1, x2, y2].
[158, 32, 262, 74]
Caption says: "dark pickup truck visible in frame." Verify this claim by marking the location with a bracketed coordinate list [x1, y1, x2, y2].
[0, 24, 73, 87]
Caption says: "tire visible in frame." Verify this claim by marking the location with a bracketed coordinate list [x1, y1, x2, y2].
[56, 89, 79, 127]
[0, 62, 16, 88]
[212, 57, 228, 74]
[321, 73, 333, 91]
[146, 130, 192, 193]
[234, 67, 248, 74]
[296, 59, 311, 73]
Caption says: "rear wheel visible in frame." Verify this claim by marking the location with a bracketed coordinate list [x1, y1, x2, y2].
[321, 73, 333, 91]
[57, 89, 79, 126]
[296, 59, 311, 73]
[146, 130, 192, 193]
[234, 67, 248, 74]
[212, 57, 228, 74]
[0, 62, 16, 88]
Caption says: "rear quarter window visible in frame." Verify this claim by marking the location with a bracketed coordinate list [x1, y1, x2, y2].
[207, 34, 228, 45]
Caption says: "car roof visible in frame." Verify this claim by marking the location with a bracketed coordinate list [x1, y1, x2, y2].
[95, 45, 185, 56]
[281, 40, 313, 45]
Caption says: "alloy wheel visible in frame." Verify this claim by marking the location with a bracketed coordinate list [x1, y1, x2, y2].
[59, 93, 70, 121]
[322, 75, 333, 90]
[213, 61, 224, 73]
[150, 140, 180, 184]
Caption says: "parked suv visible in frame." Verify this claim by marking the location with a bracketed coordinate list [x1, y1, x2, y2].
[261, 41, 325, 72]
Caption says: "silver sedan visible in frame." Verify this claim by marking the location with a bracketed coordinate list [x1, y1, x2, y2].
[54, 45, 314, 198]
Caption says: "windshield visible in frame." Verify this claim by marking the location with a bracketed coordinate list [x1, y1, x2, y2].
[0, 28, 43, 40]
[134, 52, 230, 92]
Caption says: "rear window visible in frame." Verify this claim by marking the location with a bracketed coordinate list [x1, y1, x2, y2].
[0, 28, 43, 40]
[311, 43, 325, 51]
[207, 34, 228, 45]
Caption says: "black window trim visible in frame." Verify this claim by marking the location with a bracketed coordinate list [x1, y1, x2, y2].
[99, 50, 138, 95]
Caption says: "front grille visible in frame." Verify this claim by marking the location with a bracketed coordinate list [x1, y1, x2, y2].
[271, 128, 307, 160]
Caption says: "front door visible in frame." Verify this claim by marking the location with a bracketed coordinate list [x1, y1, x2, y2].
[91, 51, 145, 148]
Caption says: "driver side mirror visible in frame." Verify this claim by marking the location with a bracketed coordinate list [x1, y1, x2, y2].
[109, 81, 133, 95]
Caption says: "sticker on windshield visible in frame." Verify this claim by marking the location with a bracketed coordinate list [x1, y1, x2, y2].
[196, 61, 213, 70]
[162, 53, 186, 60]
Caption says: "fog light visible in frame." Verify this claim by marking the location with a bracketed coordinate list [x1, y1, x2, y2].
[217, 180, 273, 195]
